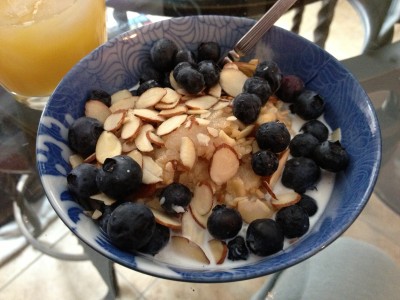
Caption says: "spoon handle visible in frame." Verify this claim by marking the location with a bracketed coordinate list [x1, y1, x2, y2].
[229, 0, 298, 60]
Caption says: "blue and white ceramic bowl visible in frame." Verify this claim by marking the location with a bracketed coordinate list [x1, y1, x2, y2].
[37, 15, 381, 282]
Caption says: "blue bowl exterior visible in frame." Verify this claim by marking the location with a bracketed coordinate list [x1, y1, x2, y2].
[36, 15, 381, 282]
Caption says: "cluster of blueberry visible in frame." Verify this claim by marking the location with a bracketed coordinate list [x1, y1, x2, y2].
[66, 38, 349, 263]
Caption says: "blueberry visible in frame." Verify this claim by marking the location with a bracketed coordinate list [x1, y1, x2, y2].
[300, 119, 329, 142]
[227, 236, 249, 261]
[291, 90, 325, 120]
[159, 183, 192, 214]
[254, 60, 282, 92]
[67, 163, 99, 201]
[68, 117, 103, 158]
[207, 205, 242, 240]
[96, 155, 143, 200]
[255, 121, 291, 153]
[89, 89, 111, 106]
[282, 157, 321, 193]
[150, 38, 179, 71]
[296, 194, 318, 217]
[312, 141, 349, 172]
[276, 205, 310, 238]
[173, 61, 194, 79]
[232, 92, 262, 125]
[197, 42, 221, 63]
[174, 49, 196, 65]
[275, 75, 304, 103]
[139, 223, 170, 255]
[243, 77, 272, 105]
[107, 202, 156, 252]
[98, 204, 115, 233]
[251, 150, 279, 176]
[137, 79, 161, 95]
[246, 218, 284, 256]
[197, 60, 220, 88]
[289, 133, 320, 157]
[175, 66, 205, 95]
[139, 65, 165, 84]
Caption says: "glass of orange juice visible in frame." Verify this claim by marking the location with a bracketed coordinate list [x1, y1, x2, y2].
[0, 0, 107, 110]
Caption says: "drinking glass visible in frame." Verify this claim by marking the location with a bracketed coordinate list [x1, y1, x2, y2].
[0, 0, 107, 110]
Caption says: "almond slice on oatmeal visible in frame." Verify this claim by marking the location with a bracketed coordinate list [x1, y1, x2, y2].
[208, 239, 227, 265]
[134, 124, 155, 152]
[85, 100, 111, 124]
[190, 181, 214, 216]
[158, 105, 188, 118]
[209, 144, 240, 185]
[132, 108, 165, 123]
[267, 149, 290, 187]
[271, 192, 301, 209]
[237, 197, 274, 223]
[111, 89, 132, 104]
[120, 115, 141, 140]
[146, 131, 165, 147]
[181, 211, 206, 247]
[103, 110, 126, 132]
[161, 87, 181, 104]
[219, 68, 248, 97]
[135, 87, 167, 109]
[170, 236, 210, 265]
[180, 136, 196, 170]
[185, 95, 219, 110]
[142, 155, 163, 184]
[69, 154, 84, 168]
[150, 208, 182, 230]
[121, 140, 137, 152]
[95, 131, 122, 164]
[208, 83, 222, 98]
[156, 114, 188, 136]
[109, 96, 138, 113]
[126, 149, 143, 167]
[90, 192, 117, 206]
[154, 99, 180, 110]
[211, 101, 230, 111]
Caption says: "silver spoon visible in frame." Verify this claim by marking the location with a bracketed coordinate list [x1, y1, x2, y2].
[222, 0, 298, 64]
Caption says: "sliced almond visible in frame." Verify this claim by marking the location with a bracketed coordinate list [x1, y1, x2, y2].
[219, 68, 248, 97]
[142, 155, 163, 184]
[154, 99, 180, 110]
[208, 239, 227, 265]
[120, 115, 141, 140]
[267, 149, 290, 187]
[90, 192, 117, 206]
[170, 236, 210, 265]
[185, 95, 219, 110]
[83, 152, 97, 163]
[95, 131, 122, 164]
[156, 114, 187, 136]
[212, 101, 230, 111]
[161, 87, 181, 104]
[190, 181, 214, 216]
[111, 89, 132, 104]
[109, 96, 137, 113]
[197, 133, 211, 146]
[271, 192, 301, 209]
[236, 124, 255, 139]
[146, 131, 165, 147]
[135, 87, 167, 109]
[85, 100, 111, 124]
[69, 154, 84, 168]
[206, 127, 219, 137]
[237, 197, 274, 223]
[103, 110, 126, 132]
[121, 140, 137, 153]
[158, 105, 188, 118]
[261, 179, 277, 200]
[150, 208, 182, 230]
[209, 144, 240, 185]
[187, 109, 210, 115]
[218, 130, 236, 147]
[195, 118, 211, 126]
[180, 136, 196, 170]
[126, 149, 143, 168]
[189, 205, 210, 229]
[134, 124, 154, 152]
[133, 108, 165, 123]
[181, 211, 206, 247]
[208, 83, 222, 98]
[90, 209, 102, 220]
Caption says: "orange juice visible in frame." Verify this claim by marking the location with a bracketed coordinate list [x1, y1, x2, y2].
[0, 0, 106, 101]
